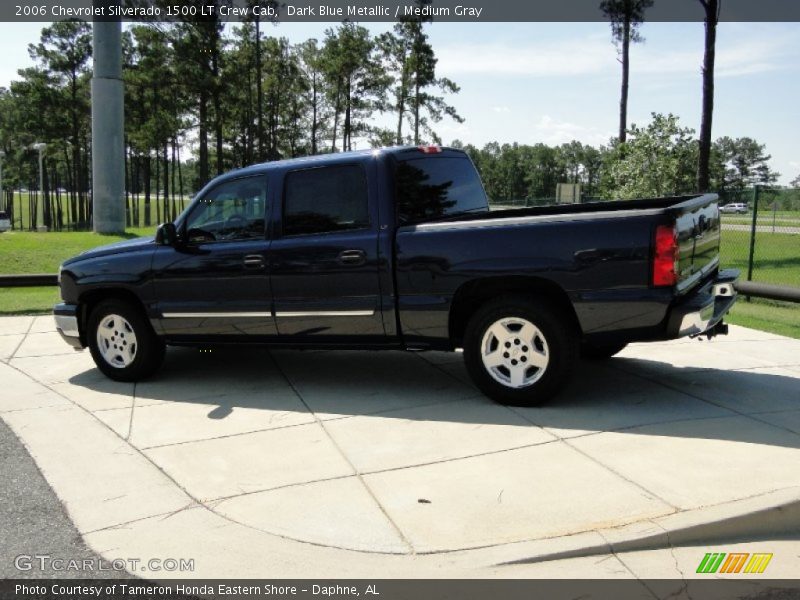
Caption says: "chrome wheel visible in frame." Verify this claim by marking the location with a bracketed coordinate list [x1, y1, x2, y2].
[95, 314, 138, 369]
[480, 317, 549, 389]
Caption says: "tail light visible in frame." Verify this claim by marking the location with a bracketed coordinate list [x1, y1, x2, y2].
[417, 144, 442, 154]
[653, 224, 679, 286]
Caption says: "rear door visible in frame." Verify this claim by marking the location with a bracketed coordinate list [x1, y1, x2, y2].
[268, 161, 385, 341]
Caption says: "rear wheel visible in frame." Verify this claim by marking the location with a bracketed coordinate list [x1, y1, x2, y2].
[88, 299, 165, 382]
[463, 296, 578, 406]
[580, 341, 628, 360]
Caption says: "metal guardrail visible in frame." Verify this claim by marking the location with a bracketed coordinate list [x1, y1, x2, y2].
[0, 274, 58, 287]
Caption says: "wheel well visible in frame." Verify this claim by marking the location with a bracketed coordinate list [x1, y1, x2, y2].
[449, 277, 581, 347]
[78, 288, 149, 344]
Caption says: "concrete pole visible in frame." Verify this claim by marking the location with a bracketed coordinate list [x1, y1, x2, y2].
[91, 15, 125, 233]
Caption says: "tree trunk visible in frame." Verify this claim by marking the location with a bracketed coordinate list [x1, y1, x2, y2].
[697, 0, 718, 192]
[311, 74, 318, 155]
[144, 156, 152, 227]
[199, 89, 210, 186]
[177, 143, 185, 213]
[255, 18, 265, 162]
[619, 18, 631, 143]
[344, 77, 352, 151]
[163, 142, 169, 223]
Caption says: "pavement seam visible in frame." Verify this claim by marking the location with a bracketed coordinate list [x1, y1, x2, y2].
[6, 316, 35, 363]
[504, 401, 681, 511]
[595, 529, 661, 600]
[2, 360, 211, 528]
[136, 395, 476, 451]
[607, 361, 800, 442]
[266, 349, 417, 555]
[651, 519, 694, 600]
[126, 382, 137, 441]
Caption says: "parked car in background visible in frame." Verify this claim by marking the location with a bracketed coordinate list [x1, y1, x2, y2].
[720, 202, 748, 214]
[54, 145, 739, 406]
[0, 211, 11, 232]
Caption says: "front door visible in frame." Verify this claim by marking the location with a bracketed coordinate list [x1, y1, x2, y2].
[152, 175, 276, 339]
[269, 162, 385, 342]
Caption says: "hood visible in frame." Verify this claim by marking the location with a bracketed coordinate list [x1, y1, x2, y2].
[63, 236, 155, 265]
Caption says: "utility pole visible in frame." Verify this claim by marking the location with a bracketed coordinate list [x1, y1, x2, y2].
[91, 8, 125, 233]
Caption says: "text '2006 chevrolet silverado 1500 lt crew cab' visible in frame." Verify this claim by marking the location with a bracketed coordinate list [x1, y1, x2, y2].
[54, 145, 738, 406]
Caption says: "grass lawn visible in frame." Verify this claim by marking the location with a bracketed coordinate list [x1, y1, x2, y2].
[725, 298, 800, 340]
[0, 227, 156, 274]
[720, 231, 800, 288]
[0, 227, 156, 315]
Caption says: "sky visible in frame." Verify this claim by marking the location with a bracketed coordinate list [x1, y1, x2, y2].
[1, 20, 798, 185]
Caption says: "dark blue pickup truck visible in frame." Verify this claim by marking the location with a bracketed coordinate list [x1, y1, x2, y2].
[54, 145, 738, 405]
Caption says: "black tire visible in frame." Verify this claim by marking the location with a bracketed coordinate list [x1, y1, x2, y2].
[87, 298, 165, 382]
[580, 341, 628, 360]
[463, 295, 578, 407]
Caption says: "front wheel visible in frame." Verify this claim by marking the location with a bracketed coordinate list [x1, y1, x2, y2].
[88, 299, 165, 382]
[463, 296, 578, 406]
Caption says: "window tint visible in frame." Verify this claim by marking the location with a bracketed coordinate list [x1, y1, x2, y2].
[395, 156, 488, 224]
[184, 177, 266, 243]
[283, 165, 369, 236]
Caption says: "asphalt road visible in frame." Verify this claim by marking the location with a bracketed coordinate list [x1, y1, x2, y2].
[0, 418, 124, 579]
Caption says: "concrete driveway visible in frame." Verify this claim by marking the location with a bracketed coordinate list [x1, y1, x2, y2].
[1, 316, 799, 582]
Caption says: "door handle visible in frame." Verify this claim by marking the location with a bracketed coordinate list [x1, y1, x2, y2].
[243, 254, 265, 269]
[338, 249, 366, 266]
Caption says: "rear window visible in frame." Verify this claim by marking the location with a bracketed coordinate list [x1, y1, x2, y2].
[283, 165, 369, 236]
[0, 212, 8, 219]
[394, 156, 488, 224]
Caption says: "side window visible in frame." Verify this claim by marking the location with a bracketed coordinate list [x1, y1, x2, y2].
[394, 157, 488, 224]
[283, 165, 369, 237]
[184, 177, 267, 243]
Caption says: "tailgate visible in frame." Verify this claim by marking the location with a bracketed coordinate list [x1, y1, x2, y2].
[671, 194, 721, 294]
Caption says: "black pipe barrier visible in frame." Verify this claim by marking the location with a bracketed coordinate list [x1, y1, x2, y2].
[0, 274, 58, 287]
[736, 280, 800, 303]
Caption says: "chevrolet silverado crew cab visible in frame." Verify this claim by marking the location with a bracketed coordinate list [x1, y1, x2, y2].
[54, 145, 738, 406]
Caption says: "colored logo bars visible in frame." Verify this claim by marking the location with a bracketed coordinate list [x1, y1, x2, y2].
[696, 552, 773, 574]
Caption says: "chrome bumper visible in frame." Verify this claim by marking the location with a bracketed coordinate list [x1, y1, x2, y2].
[53, 303, 84, 350]
[668, 269, 739, 338]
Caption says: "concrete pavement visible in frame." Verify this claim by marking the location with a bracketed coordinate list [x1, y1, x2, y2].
[1, 315, 799, 581]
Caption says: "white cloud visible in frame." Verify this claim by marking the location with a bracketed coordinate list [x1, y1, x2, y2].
[436, 34, 612, 77]
[436, 30, 794, 80]
[529, 115, 613, 147]
[491, 106, 511, 113]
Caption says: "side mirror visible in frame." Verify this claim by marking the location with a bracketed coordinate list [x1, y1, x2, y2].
[155, 222, 177, 246]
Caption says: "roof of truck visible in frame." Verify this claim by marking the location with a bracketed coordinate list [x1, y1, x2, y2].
[208, 145, 466, 185]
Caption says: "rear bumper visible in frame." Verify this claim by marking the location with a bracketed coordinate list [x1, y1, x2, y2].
[53, 303, 84, 350]
[666, 269, 739, 338]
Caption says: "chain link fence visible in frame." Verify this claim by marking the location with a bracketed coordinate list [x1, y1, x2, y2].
[718, 187, 800, 289]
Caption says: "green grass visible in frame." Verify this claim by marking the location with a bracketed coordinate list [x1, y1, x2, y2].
[0, 227, 156, 315]
[726, 298, 800, 339]
[720, 231, 800, 288]
[0, 227, 156, 274]
[0, 287, 60, 315]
